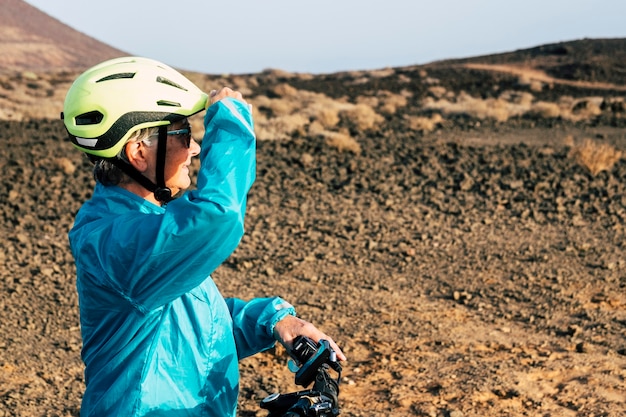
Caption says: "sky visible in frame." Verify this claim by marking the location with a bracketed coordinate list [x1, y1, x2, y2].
[25, 0, 626, 75]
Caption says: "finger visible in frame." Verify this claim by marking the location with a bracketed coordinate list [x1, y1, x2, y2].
[325, 337, 347, 361]
[208, 87, 230, 105]
[311, 329, 346, 362]
[209, 87, 247, 106]
[205, 90, 218, 109]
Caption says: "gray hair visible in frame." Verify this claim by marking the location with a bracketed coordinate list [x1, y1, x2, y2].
[92, 127, 158, 186]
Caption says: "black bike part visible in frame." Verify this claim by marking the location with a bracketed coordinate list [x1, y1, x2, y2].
[261, 337, 342, 416]
[295, 340, 338, 387]
[291, 335, 319, 365]
[313, 369, 340, 414]
[260, 390, 315, 413]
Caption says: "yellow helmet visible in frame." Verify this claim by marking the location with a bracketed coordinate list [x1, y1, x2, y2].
[62, 56, 208, 158]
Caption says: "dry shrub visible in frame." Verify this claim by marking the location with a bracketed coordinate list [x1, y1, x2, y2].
[466, 97, 510, 122]
[422, 90, 610, 124]
[299, 152, 315, 167]
[428, 86, 447, 99]
[249, 89, 337, 140]
[397, 74, 412, 84]
[424, 92, 514, 122]
[324, 131, 361, 154]
[254, 93, 312, 118]
[570, 98, 603, 119]
[516, 74, 543, 92]
[252, 95, 273, 110]
[405, 113, 443, 133]
[263, 97, 294, 117]
[21, 71, 38, 81]
[54, 157, 76, 175]
[248, 86, 383, 141]
[308, 123, 361, 154]
[356, 89, 413, 116]
[311, 96, 349, 120]
[423, 76, 441, 85]
[558, 95, 575, 109]
[527, 96, 606, 122]
[345, 70, 366, 79]
[230, 75, 255, 92]
[356, 96, 379, 108]
[295, 73, 315, 81]
[529, 80, 543, 92]
[530, 101, 561, 118]
[364, 68, 395, 78]
[314, 108, 340, 129]
[379, 92, 408, 115]
[569, 139, 623, 175]
[272, 83, 298, 97]
[244, 76, 260, 88]
[517, 74, 531, 86]
[562, 134, 575, 148]
[341, 103, 384, 130]
[261, 68, 297, 79]
[255, 113, 309, 141]
[308, 120, 326, 136]
[500, 90, 534, 107]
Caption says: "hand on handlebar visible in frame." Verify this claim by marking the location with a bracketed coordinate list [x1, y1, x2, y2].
[273, 315, 347, 362]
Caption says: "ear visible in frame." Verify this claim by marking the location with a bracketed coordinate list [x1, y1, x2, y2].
[124, 141, 150, 173]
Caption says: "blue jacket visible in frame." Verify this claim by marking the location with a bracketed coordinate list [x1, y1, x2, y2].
[69, 98, 295, 417]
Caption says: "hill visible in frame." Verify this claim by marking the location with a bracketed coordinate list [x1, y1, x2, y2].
[0, 0, 126, 72]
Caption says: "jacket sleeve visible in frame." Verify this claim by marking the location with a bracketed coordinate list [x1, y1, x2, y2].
[225, 297, 296, 359]
[89, 98, 258, 312]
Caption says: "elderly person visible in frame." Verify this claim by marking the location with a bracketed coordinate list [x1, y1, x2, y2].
[62, 56, 344, 417]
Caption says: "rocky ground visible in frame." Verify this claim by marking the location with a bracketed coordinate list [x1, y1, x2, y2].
[0, 115, 624, 417]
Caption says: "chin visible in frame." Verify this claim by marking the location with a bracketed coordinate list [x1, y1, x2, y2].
[176, 177, 192, 191]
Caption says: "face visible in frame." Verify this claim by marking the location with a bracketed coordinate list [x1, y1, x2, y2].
[162, 119, 200, 196]
[139, 119, 200, 197]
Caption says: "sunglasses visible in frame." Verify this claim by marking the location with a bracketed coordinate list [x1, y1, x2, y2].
[167, 128, 193, 148]
[149, 127, 193, 148]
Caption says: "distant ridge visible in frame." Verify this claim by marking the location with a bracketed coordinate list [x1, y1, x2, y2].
[432, 38, 626, 86]
[0, 0, 127, 72]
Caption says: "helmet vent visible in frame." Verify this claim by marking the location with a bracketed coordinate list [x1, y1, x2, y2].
[75, 111, 104, 125]
[157, 100, 182, 107]
[156, 76, 188, 91]
[96, 72, 136, 82]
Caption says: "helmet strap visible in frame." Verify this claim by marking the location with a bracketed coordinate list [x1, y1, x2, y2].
[105, 125, 173, 204]
[107, 157, 160, 196]
[153, 126, 172, 203]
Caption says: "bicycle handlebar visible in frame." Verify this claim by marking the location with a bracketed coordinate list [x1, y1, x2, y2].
[260, 337, 342, 417]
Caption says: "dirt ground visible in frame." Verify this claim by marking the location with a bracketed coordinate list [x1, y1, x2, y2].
[0, 114, 624, 417]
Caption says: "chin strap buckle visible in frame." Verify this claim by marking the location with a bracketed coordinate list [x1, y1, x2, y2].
[154, 187, 173, 203]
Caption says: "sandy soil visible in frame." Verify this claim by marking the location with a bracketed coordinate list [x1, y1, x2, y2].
[0, 117, 624, 417]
